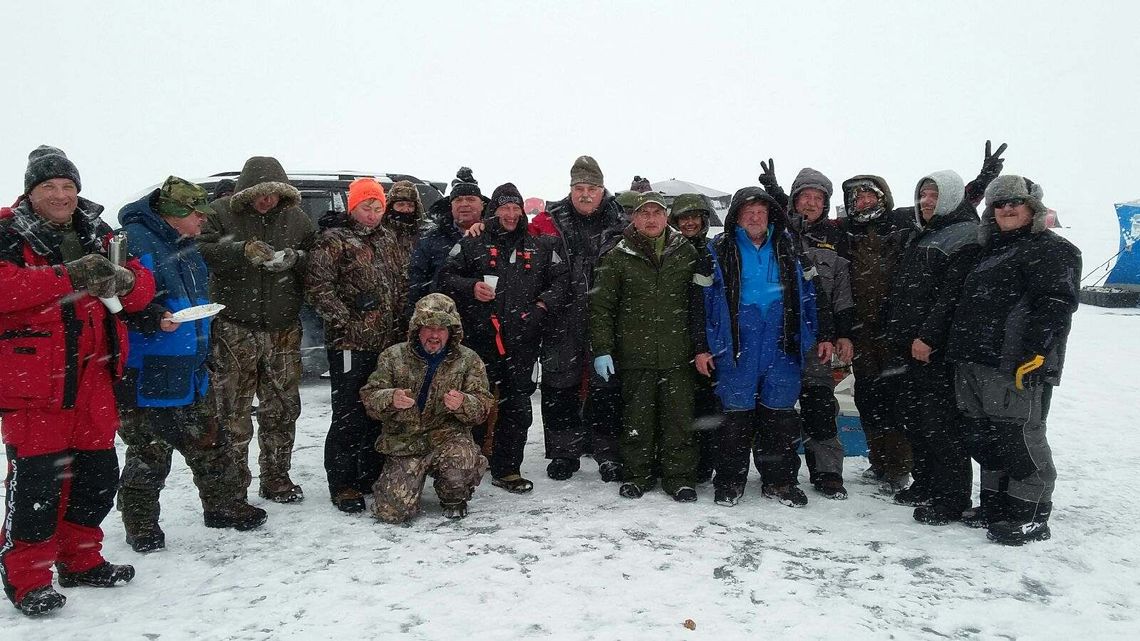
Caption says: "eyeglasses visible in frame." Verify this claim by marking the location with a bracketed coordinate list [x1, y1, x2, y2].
[993, 198, 1026, 210]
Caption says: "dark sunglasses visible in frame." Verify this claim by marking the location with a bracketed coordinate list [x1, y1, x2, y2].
[993, 198, 1026, 209]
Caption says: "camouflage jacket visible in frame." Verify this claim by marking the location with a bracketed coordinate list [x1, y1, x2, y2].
[360, 293, 493, 457]
[306, 221, 405, 352]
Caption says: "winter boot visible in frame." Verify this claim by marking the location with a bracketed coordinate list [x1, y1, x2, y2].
[619, 483, 644, 499]
[491, 474, 535, 494]
[15, 586, 66, 617]
[441, 501, 468, 519]
[861, 466, 885, 482]
[671, 486, 698, 503]
[58, 562, 135, 588]
[546, 457, 580, 481]
[961, 489, 1005, 529]
[913, 502, 964, 526]
[259, 477, 304, 503]
[331, 488, 366, 513]
[204, 502, 268, 531]
[812, 478, 849, 501]
[988, 499, 1052, 546]
[762, 484, 808, 508]
[125, 525, 166, 554]
[893, 484, 932, 507]
[878, 473, 911, 495]
[597, 460, 624, 483]
[714, 486, 742, 507]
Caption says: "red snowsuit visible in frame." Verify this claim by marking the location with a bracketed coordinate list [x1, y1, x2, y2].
[0, 200, 155, 605]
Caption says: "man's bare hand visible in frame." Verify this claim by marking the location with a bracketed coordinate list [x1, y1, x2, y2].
[836, 338, 854, 363]
[464, 222, 486, 237]
[159, 311, 181, 333]
[695, 352, 715, 377]
[817, 341, 835, 364]
[911, 338, 933, 363]
[473, 282, 496, 302]
[443, 389, 465, 411]
[392, 388, 416, 410]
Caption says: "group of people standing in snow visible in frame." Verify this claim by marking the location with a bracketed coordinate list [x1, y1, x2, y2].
[0, 142, 1079, 617]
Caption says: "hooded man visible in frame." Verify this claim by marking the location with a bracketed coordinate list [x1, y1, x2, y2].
[838, 174, 917, 492]
[591, 191, 711, 501]
[700, 186, 833, 508]
[198, 156, 317, 506]
[785, 169, 856, 500]
[438, 183, 570, 494]
[536, 156, 629, 482]
[405, 167, 487, 317]
[115, 176, 265, 554]
[0, 146, 156, 616]
[669, 193, 721, 482]
[946, 175, 1080, 545]
[884, 170, 983, 524]
[360, 293, 494, 522]
[307, 178, 410, 512]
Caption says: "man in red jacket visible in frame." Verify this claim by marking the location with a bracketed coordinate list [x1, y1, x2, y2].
[0, 146, 155, 617]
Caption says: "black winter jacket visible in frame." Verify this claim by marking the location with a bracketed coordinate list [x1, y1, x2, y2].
[538, 194, 627, 387]
[946, 217, 1080, 385]
[885, 171, 982, 365]
[437, 218, 570, 393]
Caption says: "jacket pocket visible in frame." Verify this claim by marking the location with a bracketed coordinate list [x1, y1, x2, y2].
[0, 328, 63, 408]
[138, 355, 196, 402]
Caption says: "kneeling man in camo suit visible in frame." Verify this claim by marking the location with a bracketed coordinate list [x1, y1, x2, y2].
[361, 293, 493, 521]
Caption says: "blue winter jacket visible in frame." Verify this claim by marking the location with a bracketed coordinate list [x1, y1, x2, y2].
[703, 187, 821, 396]
[118, 192, 212, 407]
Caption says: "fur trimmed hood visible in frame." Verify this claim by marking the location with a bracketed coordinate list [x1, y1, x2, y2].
[229, 156, 302, 214]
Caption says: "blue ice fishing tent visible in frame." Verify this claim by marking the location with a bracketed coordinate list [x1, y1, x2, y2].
[1106, 201, 1140, 289]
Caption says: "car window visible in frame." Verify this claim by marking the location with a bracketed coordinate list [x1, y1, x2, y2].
[299, 191, 335, 227]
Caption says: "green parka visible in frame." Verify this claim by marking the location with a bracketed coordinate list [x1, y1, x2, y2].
[590, 225, 709, 371]
[198, 157, 317, 331]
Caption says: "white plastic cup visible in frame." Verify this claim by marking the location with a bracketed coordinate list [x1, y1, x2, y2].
[482, 275, 499, 293]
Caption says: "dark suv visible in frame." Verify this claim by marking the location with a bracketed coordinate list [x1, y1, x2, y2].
[195, 171, 446, 377]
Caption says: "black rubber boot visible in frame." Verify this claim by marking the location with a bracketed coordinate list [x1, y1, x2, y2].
[988, 499, 1052, 545]
[15, 586, 66, 617]
[58, 562, 135, 588]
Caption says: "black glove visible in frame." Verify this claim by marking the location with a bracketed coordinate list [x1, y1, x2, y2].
[978, 140, 1007, 183]
[1014, 354, 1045, 390]
[757, 158, 780, 192]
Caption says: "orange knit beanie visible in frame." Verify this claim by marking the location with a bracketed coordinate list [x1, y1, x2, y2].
[347, 178, 387, 213]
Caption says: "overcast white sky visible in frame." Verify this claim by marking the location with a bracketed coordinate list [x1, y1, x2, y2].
[2, 1, 1137, 236]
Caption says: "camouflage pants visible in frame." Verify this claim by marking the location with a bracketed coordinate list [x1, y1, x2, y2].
[206, 318, 303, 502]
[371, 433, 488, 524]
[116, 400, 231, 531]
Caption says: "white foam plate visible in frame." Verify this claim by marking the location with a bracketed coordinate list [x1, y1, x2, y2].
[170, 303, 226, 323]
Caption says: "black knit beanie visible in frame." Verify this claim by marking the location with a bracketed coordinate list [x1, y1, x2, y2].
[489, 183, 524, 213]
[450, 166, 482, 199]
[24, 145, 82, 194]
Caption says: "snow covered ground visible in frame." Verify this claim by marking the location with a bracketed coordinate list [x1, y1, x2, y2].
[4, 222, 1140, 640]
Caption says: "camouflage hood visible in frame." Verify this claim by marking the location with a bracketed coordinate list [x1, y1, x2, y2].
[408, 293, 464, 345]
[229, 156, 302, 215]
[668, 192, 712, 240]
